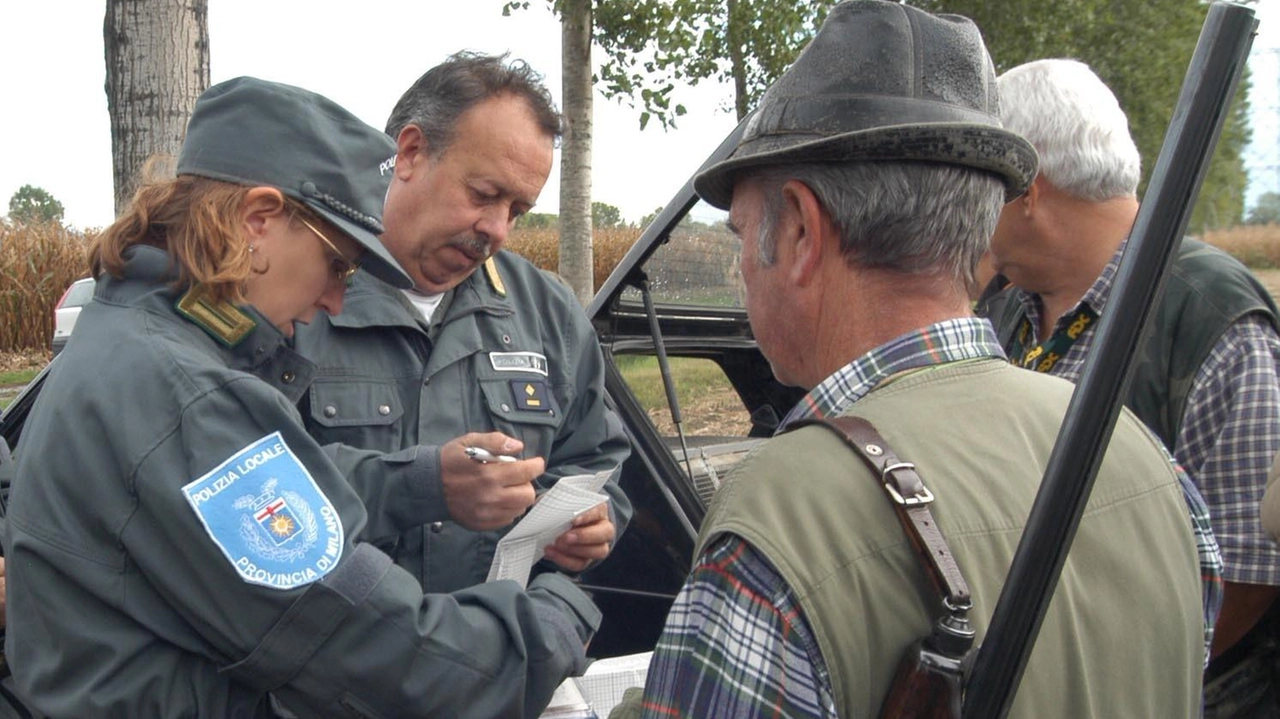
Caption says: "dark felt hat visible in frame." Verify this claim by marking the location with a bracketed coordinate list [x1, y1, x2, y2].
[694, 0, 1038, 210]
[176, 76, 412, 289]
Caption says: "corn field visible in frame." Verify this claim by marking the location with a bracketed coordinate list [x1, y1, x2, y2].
[0, 222, 94, 354]
[3, 219, 1277, 356]
[0, 222, 644, 355]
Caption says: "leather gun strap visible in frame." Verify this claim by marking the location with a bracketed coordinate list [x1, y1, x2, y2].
[792, 416, 970, 608]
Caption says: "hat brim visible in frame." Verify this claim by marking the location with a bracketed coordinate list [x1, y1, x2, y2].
[306, 201, 413, 290]
[693, 123, 1038, 210]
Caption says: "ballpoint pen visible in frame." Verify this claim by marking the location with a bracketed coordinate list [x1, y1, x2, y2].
[464, 446, 519, 463]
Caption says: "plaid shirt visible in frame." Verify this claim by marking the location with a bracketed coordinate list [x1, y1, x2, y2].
[635, 319, 1224, 719]
[1016, 242, 1278, 589]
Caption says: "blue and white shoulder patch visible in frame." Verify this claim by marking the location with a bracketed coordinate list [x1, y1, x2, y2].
[182, 432, 344, 590]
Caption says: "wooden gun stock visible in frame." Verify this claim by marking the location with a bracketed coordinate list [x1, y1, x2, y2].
[879, 613, 974, 719]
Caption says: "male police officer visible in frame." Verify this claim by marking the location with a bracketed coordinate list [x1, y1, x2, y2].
[293, 53, 631, 593]
[615, 2, 1211, 716]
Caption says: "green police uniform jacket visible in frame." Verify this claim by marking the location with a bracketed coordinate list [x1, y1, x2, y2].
[699, 360, 1207, 717]
[5, 246, 600, 718]
[293, 251, 631, 592]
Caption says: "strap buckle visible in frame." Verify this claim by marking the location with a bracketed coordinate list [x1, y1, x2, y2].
[882, 462, 935, 505]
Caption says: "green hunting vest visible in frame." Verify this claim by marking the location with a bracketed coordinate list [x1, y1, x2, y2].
[991, 239, 1280, 450]
[697, 359, 1205, 718]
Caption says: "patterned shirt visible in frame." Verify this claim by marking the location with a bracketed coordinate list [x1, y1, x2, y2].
[1014, 242, 1279, 589]
[635, 318, 1224, 719]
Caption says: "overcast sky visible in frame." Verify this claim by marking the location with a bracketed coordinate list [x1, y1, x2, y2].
[1, 1, 1276, 230]
[0, 0, 739, 230]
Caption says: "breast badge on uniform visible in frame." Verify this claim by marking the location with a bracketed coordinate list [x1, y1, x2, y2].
[489, 351, 549, 377]
[511, 379, 553, 412]
[182, 432, 344, 590]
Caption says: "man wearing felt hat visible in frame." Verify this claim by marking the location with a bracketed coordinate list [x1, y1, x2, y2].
[5, 76, 599, 717]
[613, 2, 1212, 717]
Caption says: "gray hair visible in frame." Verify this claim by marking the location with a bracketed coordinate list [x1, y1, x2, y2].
[752, 161, 1005, 289]
[998, 59, 1140, 201]
[385, 51, 562, 157]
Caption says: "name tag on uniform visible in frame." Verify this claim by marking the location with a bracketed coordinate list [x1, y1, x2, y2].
[489, 351, 548, 377]
[182, 432, 344, 590]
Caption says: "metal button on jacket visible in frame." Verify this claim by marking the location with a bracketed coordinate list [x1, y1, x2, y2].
[323, 405, 338, 418]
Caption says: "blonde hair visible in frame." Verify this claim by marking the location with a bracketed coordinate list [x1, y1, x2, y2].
[90, 175, 321, 305]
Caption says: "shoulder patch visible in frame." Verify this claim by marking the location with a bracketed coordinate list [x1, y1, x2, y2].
[176, 285, 256, 347]
[182, 432, 344, 590]
[483, 257, 507, 298]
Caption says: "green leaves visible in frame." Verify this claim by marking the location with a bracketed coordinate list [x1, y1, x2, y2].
[7, 185, 64, 227]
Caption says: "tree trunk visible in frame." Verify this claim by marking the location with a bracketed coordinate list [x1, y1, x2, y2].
[727, 0, 749, 120]
[558, 0, 594, 305]
[104, 0, 210, 217]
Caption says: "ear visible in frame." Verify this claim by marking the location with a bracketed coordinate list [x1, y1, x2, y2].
[394, 125, 431, 181]
[780, 180, 828, 287]
[239, 187, 288, 240]
[1019, 174, 1046, 217]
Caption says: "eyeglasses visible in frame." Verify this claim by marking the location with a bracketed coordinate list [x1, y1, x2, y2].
[296, 215, 361, 286]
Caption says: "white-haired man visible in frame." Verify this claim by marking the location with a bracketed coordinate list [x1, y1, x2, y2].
[986, 58, 1280, 718]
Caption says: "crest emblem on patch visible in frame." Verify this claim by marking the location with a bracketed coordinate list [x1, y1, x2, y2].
[182, 432, 344, 590]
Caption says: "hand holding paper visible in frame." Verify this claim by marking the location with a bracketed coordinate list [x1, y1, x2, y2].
[544, 502, 615, 573]
[487, 469, 615, 587]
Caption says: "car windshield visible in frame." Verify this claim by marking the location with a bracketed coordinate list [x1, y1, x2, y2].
[62, 280, 95, 307]
[617, 202, 741, 309]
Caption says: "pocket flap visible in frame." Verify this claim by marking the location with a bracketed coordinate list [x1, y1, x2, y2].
[308, 380, 404, 428]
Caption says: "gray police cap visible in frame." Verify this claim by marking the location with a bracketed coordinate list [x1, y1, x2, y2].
[176, 76, 412, 289]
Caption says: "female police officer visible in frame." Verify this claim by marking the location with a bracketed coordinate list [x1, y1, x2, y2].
[4, 77, 598, 718]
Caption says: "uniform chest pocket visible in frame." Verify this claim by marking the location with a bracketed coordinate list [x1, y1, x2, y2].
[477, 374, 563, 430]
[308, 379, 405, 428]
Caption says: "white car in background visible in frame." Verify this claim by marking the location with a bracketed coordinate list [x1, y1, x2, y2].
[51, 277, 95, 356]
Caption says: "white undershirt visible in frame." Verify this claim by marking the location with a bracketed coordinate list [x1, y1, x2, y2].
[402, 289, 445, 323]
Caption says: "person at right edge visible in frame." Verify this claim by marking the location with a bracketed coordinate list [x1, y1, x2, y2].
[984, 58, 1280, 718]
[611, 1, 1217, 717]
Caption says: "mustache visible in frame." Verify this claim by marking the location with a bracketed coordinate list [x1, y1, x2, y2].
[449, 236, 492, 260]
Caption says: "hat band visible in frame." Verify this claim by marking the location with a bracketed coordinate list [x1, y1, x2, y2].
[747, 94, 1001, 145]
[300, 181, 385, 234]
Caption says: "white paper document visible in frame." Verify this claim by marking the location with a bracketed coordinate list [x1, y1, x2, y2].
[487, 469, 613, 587]
[538, 652, 653, 719]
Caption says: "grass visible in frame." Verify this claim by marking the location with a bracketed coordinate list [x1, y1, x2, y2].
[0, 368, 39, 387]
[615, 356, 725, 409]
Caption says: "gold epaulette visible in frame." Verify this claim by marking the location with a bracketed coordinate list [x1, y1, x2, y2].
[175, 285, 256, 347]
[483, 256, 507, 298]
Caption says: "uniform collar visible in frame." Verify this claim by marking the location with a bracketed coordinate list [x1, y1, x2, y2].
[323, 257, 515, 331]
[99, 245, 314, 396]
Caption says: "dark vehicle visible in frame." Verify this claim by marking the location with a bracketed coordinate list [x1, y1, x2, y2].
[0, 118, 799, 663]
